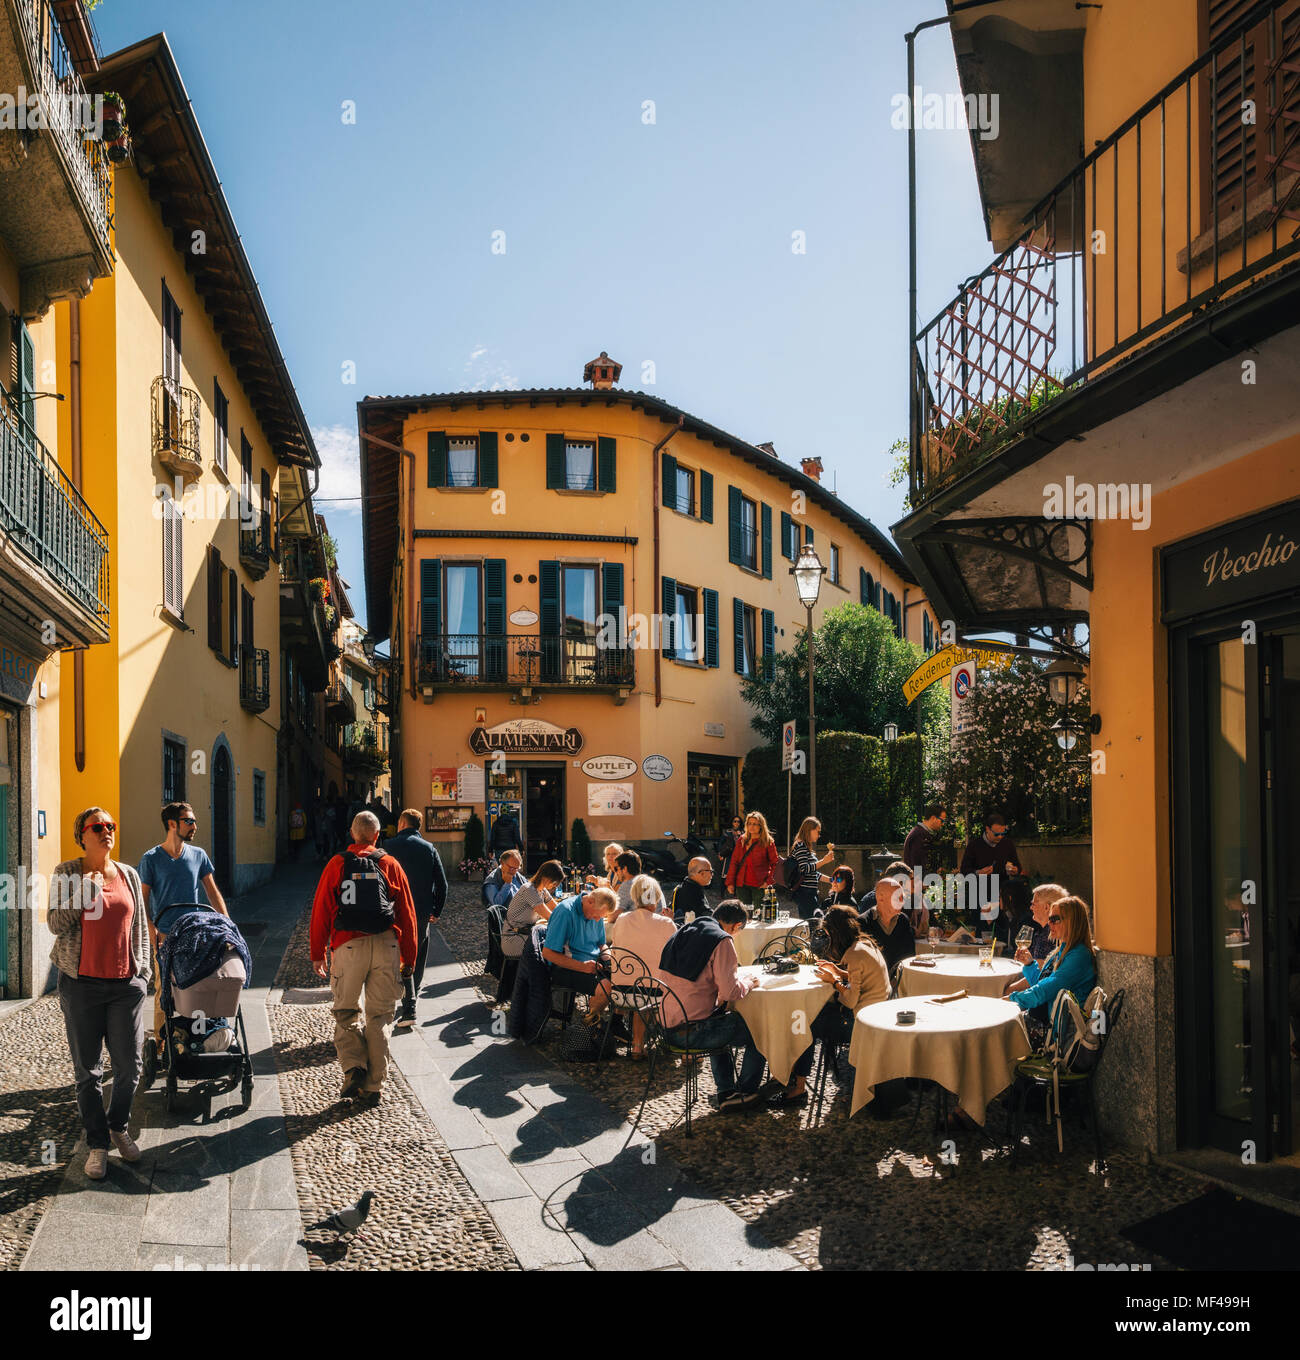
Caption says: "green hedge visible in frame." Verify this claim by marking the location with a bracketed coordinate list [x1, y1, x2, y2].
[739, 732, 920, 845]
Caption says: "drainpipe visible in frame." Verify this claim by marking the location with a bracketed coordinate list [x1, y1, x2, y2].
[70, 300, 85, 772]
[651, 415, 685, 708]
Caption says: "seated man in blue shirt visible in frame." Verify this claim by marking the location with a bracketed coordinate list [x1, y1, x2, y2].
[482, 850, 527, 908]
[507, 887, 612, 1042]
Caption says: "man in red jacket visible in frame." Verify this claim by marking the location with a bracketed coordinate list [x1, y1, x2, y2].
[310, 810, 418, 1105]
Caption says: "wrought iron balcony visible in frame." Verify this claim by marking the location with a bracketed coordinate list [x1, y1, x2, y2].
[342, 721, 388, 771]
[0, 397, 109, 632]
[8, 1, 113, 282]
[910, 0, 1300, 506]
[417, 634, 634, 690]
[151, 376, 201, 480]
[239, 523, 270, 578]
[325, 674, 355, 720]
[239, 645, 270, 712]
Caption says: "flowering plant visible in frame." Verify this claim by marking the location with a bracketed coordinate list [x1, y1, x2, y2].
[459, 855, 494, 880]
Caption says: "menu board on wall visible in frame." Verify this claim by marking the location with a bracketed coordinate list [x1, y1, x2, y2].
[457, 762, 485, 803]
[430, 767, 458, 801]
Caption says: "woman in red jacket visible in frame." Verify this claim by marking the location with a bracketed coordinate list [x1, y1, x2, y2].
[725, 811, 780, 906]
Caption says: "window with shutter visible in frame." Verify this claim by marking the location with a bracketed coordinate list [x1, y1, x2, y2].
[447, 436, 478, 486]
[702, 587, 719, 668]
[164, 497, 183, 618]
[733, 597, 746, 675]
[539, 560, 561, 681]
[260, 470, 271, 552]
[484, 558, 506, 681]
[228, 568, 238, 663]
[602, 561, 627, 681]
[661, 452, 677, 509]
[419, 558, 441, 670]
[213, 380, 228, 473]
[699, 470, 713, 523]
[598, 436, 617, 492]
[761, 503, 772, 579]
[161, 283, 181, 384]
[478, 431, 498, 487]
[242, 586, 255, 652]
[428, 431, 448, 487]
[240, 430, 252, 508]
[17, 321, 35, 438]
[781, 511, 796, 561]
[661, 575, 678, 659]
[207, 545, 223, 650]
[546, 433, 565, 489]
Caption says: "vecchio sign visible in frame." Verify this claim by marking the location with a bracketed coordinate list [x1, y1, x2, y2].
[1162, 501, 1300, 624]
[469, 719, 583, 755]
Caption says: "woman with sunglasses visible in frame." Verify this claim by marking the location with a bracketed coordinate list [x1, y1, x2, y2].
[826, 864, 856, 907]
[48, 808, 152, 1180]
[1004, 894, 1097, 1040]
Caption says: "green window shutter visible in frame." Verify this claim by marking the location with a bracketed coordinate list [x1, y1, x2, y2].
[781, 511, 795, 561]
[602, 561, 624, 617]
[661, 575, 677, 659]
[427, 432, 447, 488]
[540, 560, 561, 681]
[484, 559, 507, 633]
[478, 431, 498, 487]
[18, 323, 35, 434]
[761, 608, 775, 676]
[699, 470, 713, 523]
[598, 436, 617, 492]
[859, 567, 869, 605]
[761, 503, 772, 579]
[419, 560, 442, 669]
[661, 452, 677, 509]
[702, 588, 719, 668]
[733, 597, 745, 674]
[805, 526, 814, 546]
[727, 486, 741, 564]
[546, 433, 565, 489]
[539, 561, 561, 634]
[484, 557, 507, 681]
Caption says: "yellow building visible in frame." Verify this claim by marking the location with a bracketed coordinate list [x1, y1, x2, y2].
[897, 0, 1300, 1159]
[359, 354, 936, 871]
[0, 0, 114, 999]
[50, 35, 319, 903]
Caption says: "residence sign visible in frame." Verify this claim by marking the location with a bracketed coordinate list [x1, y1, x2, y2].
[903, 643, 1014, 705]
[581, 755, 638, 780]
[468, 718, 584, 756]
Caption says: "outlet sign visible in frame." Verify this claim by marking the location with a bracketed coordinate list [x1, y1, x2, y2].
[581, 755, 638, 780]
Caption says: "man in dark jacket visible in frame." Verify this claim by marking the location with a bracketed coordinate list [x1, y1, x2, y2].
[489, 810, 525, 856]
[383, 808, 449, 1030]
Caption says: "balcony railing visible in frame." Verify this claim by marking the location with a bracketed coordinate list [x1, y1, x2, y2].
[911, 0, 1300, 504]
[15, 0, 112, 256]
[325, 674, 355, 719]
[151, 376, 201, 478]
[239, 646, 269, 712]
[343, 722, 388, 770]
[0, 398, 109, 622]
[239, 524, 270, 578]
[417, 633, 634, 689]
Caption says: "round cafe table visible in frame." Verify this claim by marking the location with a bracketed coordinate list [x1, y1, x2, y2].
[733, 918, 803, 966]
[897, 955, 1022, 999]
[848, 995, 1030, 1125]
[731, 964, 833, 1085]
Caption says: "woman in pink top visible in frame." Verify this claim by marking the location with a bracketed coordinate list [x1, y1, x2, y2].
[588, 875, 676, 1059]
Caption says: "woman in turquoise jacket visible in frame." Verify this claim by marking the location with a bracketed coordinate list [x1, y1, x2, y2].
[1005, 894, 1096, 1037]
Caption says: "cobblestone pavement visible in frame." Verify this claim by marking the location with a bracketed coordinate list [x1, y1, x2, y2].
[0, 997, 82, 1271]
[271, 911, 518, 1271]
[438, 883, 1211, 1271]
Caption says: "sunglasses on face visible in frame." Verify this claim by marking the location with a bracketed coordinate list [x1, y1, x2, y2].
[180, 817, 197, 825]
[88, 822, 116, 835]
[990, 829, 1007, 837]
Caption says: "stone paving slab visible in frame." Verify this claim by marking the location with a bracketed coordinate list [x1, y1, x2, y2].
[388, 918, 806, 1271]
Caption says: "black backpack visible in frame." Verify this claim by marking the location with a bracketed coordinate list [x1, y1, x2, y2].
[334, 849, 396, 933]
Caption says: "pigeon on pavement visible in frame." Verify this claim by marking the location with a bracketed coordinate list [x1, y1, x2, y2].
[308, 1190, 375, 1240]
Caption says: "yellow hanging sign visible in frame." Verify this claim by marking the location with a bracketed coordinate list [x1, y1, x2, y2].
[903, 643, 1015, 705]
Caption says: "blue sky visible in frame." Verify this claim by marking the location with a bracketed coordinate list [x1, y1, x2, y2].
[96, 0, 994, 631]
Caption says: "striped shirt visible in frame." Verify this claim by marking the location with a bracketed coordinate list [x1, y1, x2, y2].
[790, 841, 820, 889]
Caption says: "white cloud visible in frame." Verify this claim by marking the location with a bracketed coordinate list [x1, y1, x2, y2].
[463, 343, 519, 392]
[311, 424, 361, 515]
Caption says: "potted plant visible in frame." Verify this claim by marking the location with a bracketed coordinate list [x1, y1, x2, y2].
[308, 576, 328, 603]
[99, 90, 130, 162]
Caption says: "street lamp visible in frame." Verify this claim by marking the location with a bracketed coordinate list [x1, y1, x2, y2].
[790, 545, 825, 814]
[883, 721, 900, 743]
[1041, 655, 1100, 750]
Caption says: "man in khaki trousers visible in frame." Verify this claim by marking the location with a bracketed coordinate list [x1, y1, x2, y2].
[310, 811, 418, 1105]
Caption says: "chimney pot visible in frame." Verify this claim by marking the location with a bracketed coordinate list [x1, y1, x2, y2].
[582, 350, 622, 390]
[800, 456, 823, 482]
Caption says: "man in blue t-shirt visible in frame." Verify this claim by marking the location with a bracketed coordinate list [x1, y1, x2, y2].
[139, 800, 229, 1047]
[507, 887, 612, 1042]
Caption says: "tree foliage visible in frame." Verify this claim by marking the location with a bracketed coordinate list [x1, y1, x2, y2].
[739, 600, 947, 747]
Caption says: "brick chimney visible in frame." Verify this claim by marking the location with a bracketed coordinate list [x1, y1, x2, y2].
[582, 351, 622, 389]
[801, 456, 823, 482]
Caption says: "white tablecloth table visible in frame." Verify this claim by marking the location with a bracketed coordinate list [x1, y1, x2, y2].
[848, 995, 1030, 1124]
[915, 937, 1005, 956]
[733, 918, 805, 966]
[897, 955, 1022, 999]
[730, 964, 833, 1085]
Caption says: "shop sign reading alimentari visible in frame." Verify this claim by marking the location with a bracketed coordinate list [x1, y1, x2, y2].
[468, 718, 584, 756]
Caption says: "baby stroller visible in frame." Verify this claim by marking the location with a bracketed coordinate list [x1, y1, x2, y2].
[141, 903, 254, 1118]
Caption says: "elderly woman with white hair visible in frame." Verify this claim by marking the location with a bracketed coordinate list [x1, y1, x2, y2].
[587, 875, 677, 1059]
[48, 806, 151, 1179]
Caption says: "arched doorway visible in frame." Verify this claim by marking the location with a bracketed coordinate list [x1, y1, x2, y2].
[213, 745, 233, 890]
